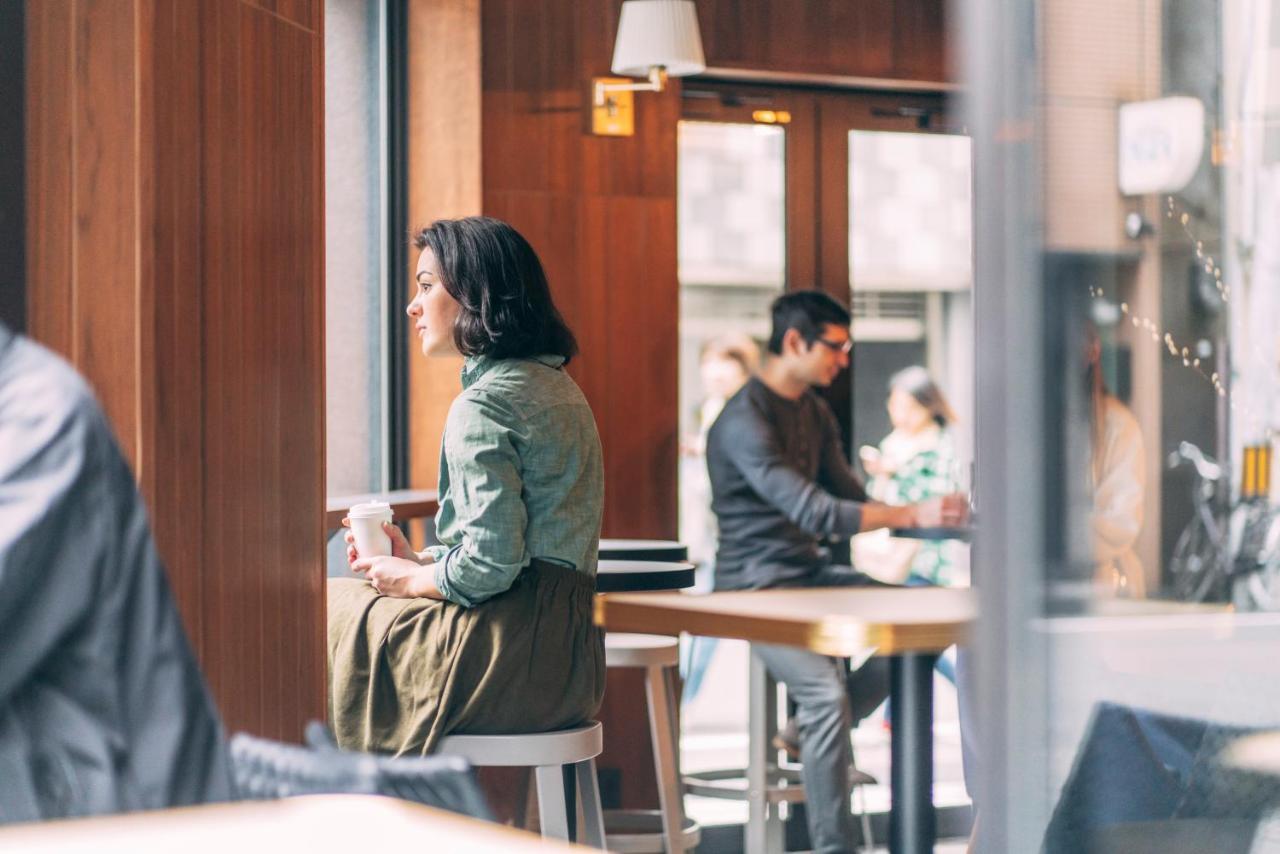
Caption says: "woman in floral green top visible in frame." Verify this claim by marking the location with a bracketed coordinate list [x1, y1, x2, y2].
[860, 366, 961, 586]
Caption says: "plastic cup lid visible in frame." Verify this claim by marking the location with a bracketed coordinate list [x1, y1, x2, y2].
[348, 501, 394, 518]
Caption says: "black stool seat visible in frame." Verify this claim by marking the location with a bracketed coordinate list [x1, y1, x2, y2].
[598, 539, 688, 562]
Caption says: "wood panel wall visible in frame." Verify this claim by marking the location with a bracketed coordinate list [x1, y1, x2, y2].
[697, 0, 952, 83]
[482, 0, 682, 541]
[26, 0, 326, 741]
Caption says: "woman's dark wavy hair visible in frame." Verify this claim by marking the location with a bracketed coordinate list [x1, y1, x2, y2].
[413, 217, 579, 363]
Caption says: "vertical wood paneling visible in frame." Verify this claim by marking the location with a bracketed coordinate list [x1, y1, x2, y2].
[198, 0, 324, 739]
[695, 0, 950, 82]
[243, 0, 319, 32]
[25, 0, 74, 356]
[138, 0, 207, 633]
[26, 0, 326, 743]
[483, 0, 681, 548]
[73, 1, 140, 464]
[893, 0, 949, 82]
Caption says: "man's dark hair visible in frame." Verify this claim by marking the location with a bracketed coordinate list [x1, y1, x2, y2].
[413, 217, 579, 363]
[766, 290, 851, 355]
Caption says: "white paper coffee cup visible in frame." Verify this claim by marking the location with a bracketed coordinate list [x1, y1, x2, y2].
[348, 501, 394, 558]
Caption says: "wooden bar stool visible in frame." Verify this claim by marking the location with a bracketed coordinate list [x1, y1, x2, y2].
[437, 722, 607, 848]
[603, 633, 700, 853]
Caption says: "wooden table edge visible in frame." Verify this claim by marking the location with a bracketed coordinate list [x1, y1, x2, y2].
[594, 595, 968, 656]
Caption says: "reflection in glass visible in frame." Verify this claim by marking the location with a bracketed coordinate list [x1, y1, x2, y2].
[968, 0, 1280, 850]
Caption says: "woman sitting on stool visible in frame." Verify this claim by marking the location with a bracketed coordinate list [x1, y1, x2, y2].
[328, 216, 605, 755]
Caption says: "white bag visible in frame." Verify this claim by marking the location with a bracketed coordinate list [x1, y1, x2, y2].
[850, 528, 920, 585]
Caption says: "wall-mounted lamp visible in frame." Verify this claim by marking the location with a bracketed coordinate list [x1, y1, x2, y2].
[592, 0, 705, 136]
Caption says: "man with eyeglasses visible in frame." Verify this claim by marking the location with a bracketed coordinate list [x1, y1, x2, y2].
[706, 290, 966, 854]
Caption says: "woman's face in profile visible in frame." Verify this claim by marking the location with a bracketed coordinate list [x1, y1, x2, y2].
[407, 247, 462, 358]
[887, 388, 933, 433]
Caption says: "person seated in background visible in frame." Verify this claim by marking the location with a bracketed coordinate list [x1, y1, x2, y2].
[0, 322, 231, 824]
[858, 366, 965, 718]
[328, 216, 605, 756]
[857, 365, 964, 589]
[706, 291, 967, 854]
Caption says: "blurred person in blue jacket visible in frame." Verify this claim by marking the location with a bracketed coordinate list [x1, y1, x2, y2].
[0, 322, 231, 823]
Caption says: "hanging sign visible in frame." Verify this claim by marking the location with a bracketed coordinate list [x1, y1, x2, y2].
[1118, 96, 1205, 196]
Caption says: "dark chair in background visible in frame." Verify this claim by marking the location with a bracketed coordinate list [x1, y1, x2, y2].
[1043, 702, 1280, 854]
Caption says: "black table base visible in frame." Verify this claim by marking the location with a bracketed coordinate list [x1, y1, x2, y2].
[889, 652, 939, 854]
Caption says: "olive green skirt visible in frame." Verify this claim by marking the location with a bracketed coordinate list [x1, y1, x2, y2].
[327, 561, 605, 756]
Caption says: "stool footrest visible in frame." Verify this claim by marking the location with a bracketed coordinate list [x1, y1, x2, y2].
[684, 767, 806, 804]
[604, 810, 701, 854]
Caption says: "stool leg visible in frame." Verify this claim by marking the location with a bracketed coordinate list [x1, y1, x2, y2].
[534, 764, 571, 841]
[574, 758, 607, 849]
[856, 784, 874, 854]
[646, 663, 686, 852]
[562, 765, 578, 841]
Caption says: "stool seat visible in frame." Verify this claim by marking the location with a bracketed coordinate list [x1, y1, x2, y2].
[605, 633, 680, 668]
[437, 723, 607, 848]
[437, 722, 602, 767]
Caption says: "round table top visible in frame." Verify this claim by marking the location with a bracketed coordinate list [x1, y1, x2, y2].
[598, 539, 689, 562]
[596, 559, 695, 593]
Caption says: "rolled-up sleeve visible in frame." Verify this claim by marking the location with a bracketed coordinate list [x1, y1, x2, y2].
[433, 393, 528, 607]
[725, 401, 864, 537]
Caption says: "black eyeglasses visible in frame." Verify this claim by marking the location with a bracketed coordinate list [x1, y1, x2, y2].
[814, 337, 853, 355]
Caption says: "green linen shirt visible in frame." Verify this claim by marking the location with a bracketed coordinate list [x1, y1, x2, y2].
[424, 354, 604, 607]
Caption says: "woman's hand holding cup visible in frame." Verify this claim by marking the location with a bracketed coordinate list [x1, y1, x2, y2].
[343, 514, 442, 601]
[342, 519, 426, 566]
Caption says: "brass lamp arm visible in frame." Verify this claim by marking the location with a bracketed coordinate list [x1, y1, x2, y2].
[593, 67, 669, 107]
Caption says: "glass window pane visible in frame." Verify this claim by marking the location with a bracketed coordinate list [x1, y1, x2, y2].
[676, 121, 785, 820]
[324, 0, 386, 497]
[678, 121, 786, 289]
[848, 130, 975, 493]
[969, 0, 1280, 849]
[849, 131, 973, 293]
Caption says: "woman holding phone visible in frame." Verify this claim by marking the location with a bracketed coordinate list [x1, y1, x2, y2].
[328, 216, 605, 755]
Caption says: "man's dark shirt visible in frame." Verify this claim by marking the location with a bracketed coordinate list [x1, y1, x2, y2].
[707, 377, 868, 591]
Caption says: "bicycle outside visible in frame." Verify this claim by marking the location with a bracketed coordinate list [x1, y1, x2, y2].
[1167, 441, 1280, 609]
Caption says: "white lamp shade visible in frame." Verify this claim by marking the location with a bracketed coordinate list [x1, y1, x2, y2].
[610, 0, 706, 78]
